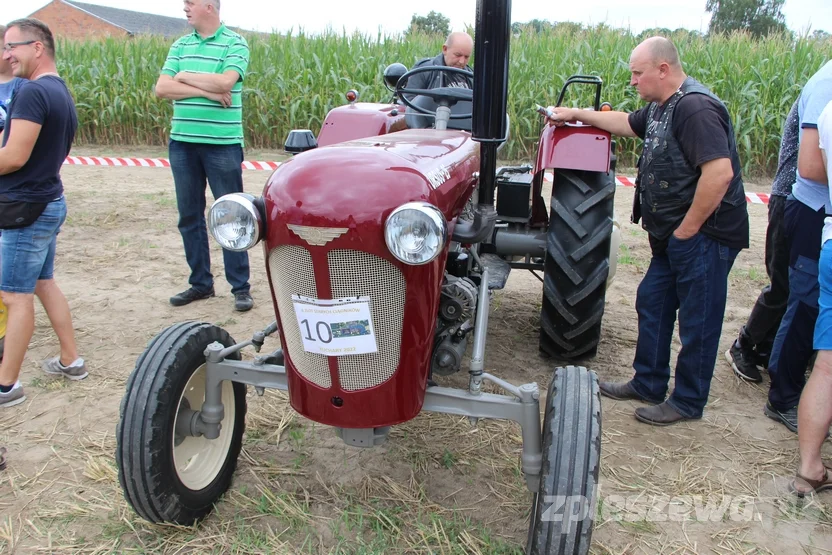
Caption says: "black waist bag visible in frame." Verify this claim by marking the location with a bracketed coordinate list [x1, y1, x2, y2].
[0, 197, 48, 230]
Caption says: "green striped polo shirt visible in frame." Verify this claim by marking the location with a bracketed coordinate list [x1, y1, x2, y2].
[161, 25, 249, 146]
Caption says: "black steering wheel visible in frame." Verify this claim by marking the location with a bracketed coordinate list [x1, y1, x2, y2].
[395, 65, 474, 120]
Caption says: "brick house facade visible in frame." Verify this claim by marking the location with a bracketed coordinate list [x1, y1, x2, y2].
[27, 0, 192, 39]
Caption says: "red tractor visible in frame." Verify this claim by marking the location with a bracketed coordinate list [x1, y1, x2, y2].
[116, 1, 618, 552]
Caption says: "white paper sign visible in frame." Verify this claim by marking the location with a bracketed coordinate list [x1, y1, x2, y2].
[291, 295, 378, 356]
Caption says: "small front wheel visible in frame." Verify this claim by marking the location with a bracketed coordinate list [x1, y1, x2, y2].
[116, 322, 247, 525]
[527, 365, 601, 554]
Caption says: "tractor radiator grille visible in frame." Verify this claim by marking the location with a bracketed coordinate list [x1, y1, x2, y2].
[328, 250, 406, 391]
[269, 246, 331, 388]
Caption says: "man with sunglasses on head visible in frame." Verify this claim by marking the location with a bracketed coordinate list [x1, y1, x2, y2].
[0, 18, 86, 409]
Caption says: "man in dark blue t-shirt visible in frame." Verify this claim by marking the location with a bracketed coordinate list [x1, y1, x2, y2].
[0, 18, 87, 409]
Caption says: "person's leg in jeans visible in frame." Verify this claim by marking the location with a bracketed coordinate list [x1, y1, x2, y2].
[0, 200, 67, 400]
[629, 251, 679, 404]
[169, 139, 214, 294]
[665, 234, 738, 418]
[33, 200, 81, 369]
[768, 256, 819, 408]
[199, 143, 250, 295]
[766, 199, 825, 430]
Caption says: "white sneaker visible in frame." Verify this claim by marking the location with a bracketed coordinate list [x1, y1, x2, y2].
[0, 383, 25, 408]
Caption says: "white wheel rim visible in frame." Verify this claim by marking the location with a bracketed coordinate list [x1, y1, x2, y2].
[172, 365, 236, 491]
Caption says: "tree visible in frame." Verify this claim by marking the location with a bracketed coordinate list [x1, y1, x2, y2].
[511, 19, 556, 34]
[705, 0, 788, 38]
[637, 27, 673, 40]
[408, 11, 451, 36]
[811, 29, 831, 41]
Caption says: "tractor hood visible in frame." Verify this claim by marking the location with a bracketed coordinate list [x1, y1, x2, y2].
[263, 129, 480, 230]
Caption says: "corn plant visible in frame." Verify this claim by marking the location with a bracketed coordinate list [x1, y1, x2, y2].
[56, 28, 832, 176]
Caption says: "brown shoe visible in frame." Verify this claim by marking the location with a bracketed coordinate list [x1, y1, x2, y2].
[599, 380, 662, 404]
[634, 402, 697, 426]
[791, 466, 832, 498]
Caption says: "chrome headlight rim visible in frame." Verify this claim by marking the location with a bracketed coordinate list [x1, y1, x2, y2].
[208, 193, 263, 252]
[384, 201, 448, 266]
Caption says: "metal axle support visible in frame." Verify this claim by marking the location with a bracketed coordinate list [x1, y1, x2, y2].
[422, 380, 542, 492]
[190, 309, 543, 491]
[469, 265, 490, 378]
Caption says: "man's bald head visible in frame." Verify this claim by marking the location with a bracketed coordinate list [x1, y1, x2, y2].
[442, 31, 473, 68]
[445, 31, 473, 50]
[633, 36, 681, 69]
[629, 36, 686, 103]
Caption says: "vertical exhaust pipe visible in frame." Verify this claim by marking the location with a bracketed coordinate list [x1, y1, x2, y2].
[450, 0, 511, 243]
[472, 0, 511, 207]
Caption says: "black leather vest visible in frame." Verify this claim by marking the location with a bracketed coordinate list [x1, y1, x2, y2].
[634, 77, 745, 241]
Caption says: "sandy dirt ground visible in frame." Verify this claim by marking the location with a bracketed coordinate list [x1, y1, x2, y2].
[0, 149, 829, 554]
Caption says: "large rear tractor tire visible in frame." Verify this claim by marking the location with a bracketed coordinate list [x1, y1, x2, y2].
[526, 366, 602, 554]
[116, 321, 247, 525]
[540, 167, 616, 360]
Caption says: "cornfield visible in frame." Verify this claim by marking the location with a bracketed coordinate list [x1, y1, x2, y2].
[58, 27, 832, 176]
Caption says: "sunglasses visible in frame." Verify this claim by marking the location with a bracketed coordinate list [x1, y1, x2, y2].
[2, 40, 37, 53]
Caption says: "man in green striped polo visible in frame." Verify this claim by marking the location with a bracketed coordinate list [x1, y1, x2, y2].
[154, 0, 253, 312]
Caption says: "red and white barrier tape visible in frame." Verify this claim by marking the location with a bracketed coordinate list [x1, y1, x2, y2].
[62, 156, 769, 204]
[63, 156, 281, 171]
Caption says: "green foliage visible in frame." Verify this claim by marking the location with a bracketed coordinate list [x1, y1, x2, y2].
[57, 27, 832, 175]
[512, 19, 557, 35]
[408, 11, 450, 36]
[705, 0, 789, 38]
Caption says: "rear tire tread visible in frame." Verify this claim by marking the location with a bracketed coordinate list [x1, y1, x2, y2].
[540, 165, 615, 361]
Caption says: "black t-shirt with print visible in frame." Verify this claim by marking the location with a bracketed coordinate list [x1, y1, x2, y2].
[628, 93, 747, 252]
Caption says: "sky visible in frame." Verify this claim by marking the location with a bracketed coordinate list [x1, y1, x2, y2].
[4, 0, 832, 36]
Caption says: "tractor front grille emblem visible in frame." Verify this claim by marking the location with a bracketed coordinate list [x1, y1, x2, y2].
[287, 224, 349, 246]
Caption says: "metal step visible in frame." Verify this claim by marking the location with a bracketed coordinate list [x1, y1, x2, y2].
[480, 253, 512, 290]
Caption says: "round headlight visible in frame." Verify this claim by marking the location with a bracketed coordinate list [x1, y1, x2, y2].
[208, 193, 263, 252]
[385, 202, 447, 265]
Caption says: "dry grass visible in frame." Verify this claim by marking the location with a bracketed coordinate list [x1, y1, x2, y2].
[0, 163, 831, 554]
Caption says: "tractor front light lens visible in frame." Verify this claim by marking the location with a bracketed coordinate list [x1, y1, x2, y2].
[208, 193, 263, 252]
[385, 202, 447, 265]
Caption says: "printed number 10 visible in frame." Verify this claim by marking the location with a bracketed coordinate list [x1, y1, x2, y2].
[301, 319, 333, 344]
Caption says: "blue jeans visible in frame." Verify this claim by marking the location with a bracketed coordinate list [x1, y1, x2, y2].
[767, 198, 825, 410]
[0, 197, 67, 294]
[814, 240, 832, 350]
[169, 140, 250, 295]
[630, 233, 739, 418]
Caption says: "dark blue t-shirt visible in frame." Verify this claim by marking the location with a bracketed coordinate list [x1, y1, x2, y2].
[0, 77, 24, 132]
[0, 76, 77, 203]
